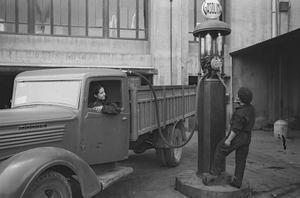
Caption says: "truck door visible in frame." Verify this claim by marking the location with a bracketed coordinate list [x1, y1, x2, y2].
[81, 78, 130, 165]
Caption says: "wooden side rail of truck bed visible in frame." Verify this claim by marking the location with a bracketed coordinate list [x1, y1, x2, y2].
[129, 85, 196, 141]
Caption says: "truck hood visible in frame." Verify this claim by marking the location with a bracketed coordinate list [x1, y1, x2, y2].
[0, 105, 76, 127]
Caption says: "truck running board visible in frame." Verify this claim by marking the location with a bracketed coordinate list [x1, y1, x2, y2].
[97, 166, 133, 190]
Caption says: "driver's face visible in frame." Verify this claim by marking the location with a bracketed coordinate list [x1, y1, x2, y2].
[233, 95, 242, 108]
[95, 87, 106, 100]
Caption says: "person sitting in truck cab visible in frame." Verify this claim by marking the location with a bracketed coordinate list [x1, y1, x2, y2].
[88, 84, 121, 115]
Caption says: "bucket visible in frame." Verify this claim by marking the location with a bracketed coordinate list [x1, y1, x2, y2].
[274, 120, 288, 139]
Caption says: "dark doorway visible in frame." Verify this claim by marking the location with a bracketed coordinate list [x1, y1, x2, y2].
[0, 73, 17, 109]
[188, 75, 198, 85]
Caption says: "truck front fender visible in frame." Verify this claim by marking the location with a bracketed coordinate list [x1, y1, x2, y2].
[0, 147, 101, 198]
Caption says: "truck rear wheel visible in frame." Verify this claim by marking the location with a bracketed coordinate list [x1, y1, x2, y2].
[155, 123, 184, 167]
[24, 171, 72, 198]
[155, 148, 167, 166]
[164, 126, 183, 167]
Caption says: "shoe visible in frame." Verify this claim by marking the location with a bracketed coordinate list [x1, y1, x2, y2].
[202, 173, 219, 186]
[230, 181, 241, 188]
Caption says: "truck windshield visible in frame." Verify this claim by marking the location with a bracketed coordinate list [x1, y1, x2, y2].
[13, 80, 82, 109]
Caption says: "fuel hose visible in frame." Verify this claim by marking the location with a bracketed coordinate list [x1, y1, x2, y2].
[126, 70, 207, 148]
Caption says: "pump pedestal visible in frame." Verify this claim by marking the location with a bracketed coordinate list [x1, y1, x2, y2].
[175, 170, 251, 198]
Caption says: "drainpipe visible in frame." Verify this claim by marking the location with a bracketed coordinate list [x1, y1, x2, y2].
[170, 0, 173, 85]
[272, 0, 283, 118]
[271, 0, 278, 38]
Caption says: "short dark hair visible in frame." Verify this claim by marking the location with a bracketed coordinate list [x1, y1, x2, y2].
[238, 87, 253, 104]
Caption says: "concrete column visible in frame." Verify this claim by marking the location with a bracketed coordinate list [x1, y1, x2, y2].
[150, 0, 189, 85]
[180, 0, 190, 85]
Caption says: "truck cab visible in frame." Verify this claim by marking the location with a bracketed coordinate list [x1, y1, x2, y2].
[8, 68, 130, 164]
[0, 68, 132, 198]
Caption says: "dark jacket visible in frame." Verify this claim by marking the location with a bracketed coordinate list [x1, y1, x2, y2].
[89, 99, 121, 115]
[230, 104, 255, 136]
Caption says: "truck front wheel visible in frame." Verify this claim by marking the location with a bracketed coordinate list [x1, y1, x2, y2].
[155, 124, 184, 167]
[24, 171, 72, 198]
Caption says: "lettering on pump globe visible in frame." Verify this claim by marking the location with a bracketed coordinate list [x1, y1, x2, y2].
[201, 0, 222, 19]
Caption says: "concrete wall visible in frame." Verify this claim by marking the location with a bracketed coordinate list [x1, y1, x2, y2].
[150, 0, 189, 85]
[232, 52, 274, 128]
[0, 0, 193, 86]
[286, 50, 300, 118]
[0, 34, 151, 69]
[226, 0, 300, 52]
[282, 0, 300, 32]
[226, 0, 271, 52]
[186, 0, 300, 89]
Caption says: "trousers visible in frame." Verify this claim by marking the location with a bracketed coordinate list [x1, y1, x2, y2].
[210, 132, 250, 186]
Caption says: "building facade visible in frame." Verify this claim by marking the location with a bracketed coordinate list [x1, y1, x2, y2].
[0, 0, 217, 108]
[1, 0, 300, 127]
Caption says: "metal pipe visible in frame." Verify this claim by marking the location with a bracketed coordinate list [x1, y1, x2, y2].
[170, 0, 173, 85]
[271, 0, 278, 38]
[277, 0, 281, 35]
[287, 2, 291, 32]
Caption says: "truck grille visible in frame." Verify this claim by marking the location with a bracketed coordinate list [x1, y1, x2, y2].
[0, 125, 65, 150]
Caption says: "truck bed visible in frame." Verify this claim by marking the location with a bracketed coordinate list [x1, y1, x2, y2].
[129, 85, 196, 140]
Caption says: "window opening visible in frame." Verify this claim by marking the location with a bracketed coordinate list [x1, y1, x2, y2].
[88, 0, 103, 37]
[53, 0, 69, 35]
[0, 0, 147, 40]
[70, 0, 86, 36]
[88, 80, 122, 113]
[0, 0, 16, 32]
[35, 0, 51, 34]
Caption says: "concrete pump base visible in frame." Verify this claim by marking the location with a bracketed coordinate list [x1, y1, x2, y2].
[175, 170, 251, 198]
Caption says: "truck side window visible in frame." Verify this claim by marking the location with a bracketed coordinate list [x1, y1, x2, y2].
[88, 80, 122, 115]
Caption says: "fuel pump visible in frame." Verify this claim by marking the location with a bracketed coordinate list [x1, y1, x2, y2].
[176, 0, 251, 197]
[194, 19, 230, 175]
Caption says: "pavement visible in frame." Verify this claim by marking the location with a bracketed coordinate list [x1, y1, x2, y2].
[94, 129, 300, 198]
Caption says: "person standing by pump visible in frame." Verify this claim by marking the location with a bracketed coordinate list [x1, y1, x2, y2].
[203, 87, 256, 188]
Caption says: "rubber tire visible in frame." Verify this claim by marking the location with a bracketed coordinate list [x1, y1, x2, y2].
[164, 126, 183, 167]
[155, 124, 184, 167]
[155, 148, 167, 166]
[23, 171, 72, 198]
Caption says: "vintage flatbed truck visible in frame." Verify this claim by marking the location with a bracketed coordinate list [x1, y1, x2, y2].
[0, 68, 196, 198]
